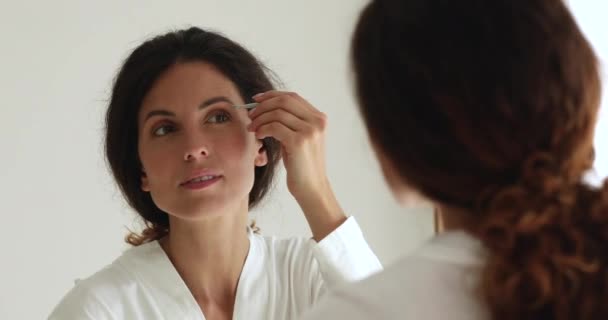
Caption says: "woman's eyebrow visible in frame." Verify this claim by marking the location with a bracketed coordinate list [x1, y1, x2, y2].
[143, 96, 235, 123]
[199, 96, 234, 110]
[144, 109, 174, 122]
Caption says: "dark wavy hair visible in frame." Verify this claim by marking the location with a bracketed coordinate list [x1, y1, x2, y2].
[353, 0, 607, 319]
[105, 27, 281, 246]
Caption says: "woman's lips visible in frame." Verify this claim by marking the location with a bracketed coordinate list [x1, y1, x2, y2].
[180, 175, 223, 190]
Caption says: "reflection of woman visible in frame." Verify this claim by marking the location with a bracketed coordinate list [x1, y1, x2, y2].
[50, 27, 381, 320]
[304, 0, 607, 319]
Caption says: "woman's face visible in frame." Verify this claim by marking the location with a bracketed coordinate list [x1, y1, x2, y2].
[137, 61, 267, 221]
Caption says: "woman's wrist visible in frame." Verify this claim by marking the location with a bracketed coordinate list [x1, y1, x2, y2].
[295, 180, 347, 241]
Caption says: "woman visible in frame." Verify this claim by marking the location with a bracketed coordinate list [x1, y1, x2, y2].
[49, 27, 381, 320]
[303, 0, 607, 319]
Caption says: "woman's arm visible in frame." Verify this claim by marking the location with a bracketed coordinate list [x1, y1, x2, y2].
[291, 179, 347, 242]
[248, 91, 347, 241]
[248, 91, 382, 295]
[308, 216, 383, 289]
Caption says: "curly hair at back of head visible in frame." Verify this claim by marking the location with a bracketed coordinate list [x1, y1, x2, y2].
[352, 0, 608, 319]
[105, 27, 281, 246]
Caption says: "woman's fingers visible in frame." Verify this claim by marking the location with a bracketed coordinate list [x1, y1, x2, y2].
[248, 108, 305, 133]
[251, 111, 319, 149]
[249, 91, 327, 133]
[250, 91, 317, 119]
[248, 91, 328, 200]
[254, 121, 297, 143]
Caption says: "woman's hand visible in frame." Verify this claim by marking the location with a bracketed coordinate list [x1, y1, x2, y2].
[248, 91, 346, 241]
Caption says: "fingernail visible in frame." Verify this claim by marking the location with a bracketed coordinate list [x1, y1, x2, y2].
[252, 93, 264, 99]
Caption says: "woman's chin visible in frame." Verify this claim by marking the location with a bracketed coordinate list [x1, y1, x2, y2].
[165, 197, 247, 222]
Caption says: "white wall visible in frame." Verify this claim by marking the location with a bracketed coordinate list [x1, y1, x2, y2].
[0, 1, 433, 318]
[569, 1, 608, 185]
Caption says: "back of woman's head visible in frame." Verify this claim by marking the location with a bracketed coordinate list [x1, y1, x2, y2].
[105, 27, 281, 246]
[353, 0, 607, 319]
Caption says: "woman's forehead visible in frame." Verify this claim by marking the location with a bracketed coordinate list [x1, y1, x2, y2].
[139, 62, 243, 115]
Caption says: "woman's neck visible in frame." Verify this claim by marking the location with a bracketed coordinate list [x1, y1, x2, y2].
[436, 204, 474, 233]
[159, 202, 250, 311]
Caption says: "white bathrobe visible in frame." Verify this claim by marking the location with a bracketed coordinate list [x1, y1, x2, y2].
[300, 230, 489, 320]
[49, 217, 382, 319]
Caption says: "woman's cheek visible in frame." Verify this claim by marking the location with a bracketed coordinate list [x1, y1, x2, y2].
[218, 127, 250, 158]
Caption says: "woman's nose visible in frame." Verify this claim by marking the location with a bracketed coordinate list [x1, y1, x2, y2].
[183, 138, 209, 161]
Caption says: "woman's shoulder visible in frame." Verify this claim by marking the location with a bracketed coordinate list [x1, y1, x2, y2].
[75, 241, 159, 292]
[301, 231, 488, 320]
[251, 229, 314, 265]
[48, 260, 131, 319]
[48, 242, 159, 319]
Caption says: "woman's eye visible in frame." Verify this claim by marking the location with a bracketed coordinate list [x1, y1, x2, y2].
[153, 125, 175, 136]
[206, 111, 231, 124]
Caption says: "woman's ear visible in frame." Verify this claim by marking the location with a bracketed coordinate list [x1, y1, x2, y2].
[141, 169, 150, 192]
[254, 140, 268, 167]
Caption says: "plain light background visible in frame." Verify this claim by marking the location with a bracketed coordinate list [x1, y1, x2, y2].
[0, 1, 605, 319]
[571, 1, 608, 184]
